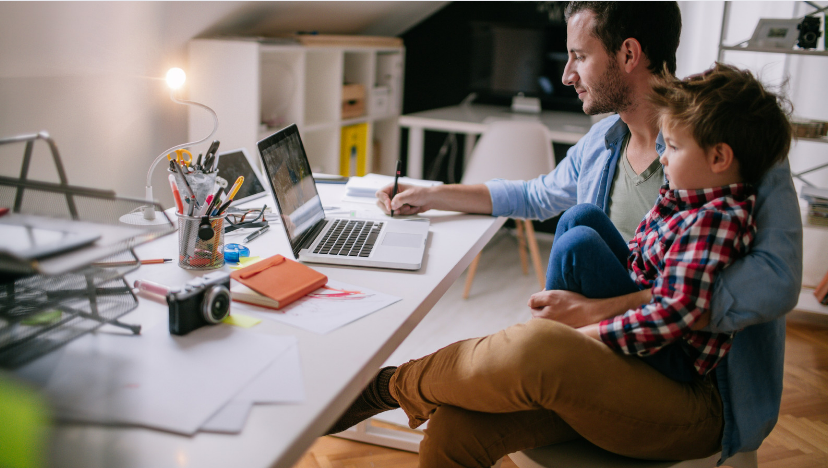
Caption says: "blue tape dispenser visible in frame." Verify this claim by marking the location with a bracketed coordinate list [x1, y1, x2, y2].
[224, 243, 250, 263]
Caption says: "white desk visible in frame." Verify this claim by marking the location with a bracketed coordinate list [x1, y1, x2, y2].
[399, 104, 593, 178]
[47, 183, 505, 468]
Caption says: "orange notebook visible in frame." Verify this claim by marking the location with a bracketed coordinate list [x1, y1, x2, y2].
[230, 254, 327, 309]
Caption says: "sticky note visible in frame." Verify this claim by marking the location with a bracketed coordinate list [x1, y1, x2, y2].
[223, 313, 262, 328]
[229, 256, 262, 270]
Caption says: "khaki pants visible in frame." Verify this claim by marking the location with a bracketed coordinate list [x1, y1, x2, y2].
[389, 319, 723, 468]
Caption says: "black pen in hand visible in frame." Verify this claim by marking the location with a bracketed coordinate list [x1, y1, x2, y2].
[391, 160, 401, 218]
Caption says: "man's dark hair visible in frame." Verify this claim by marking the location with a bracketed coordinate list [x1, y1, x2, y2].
[565, 2, 682, 75]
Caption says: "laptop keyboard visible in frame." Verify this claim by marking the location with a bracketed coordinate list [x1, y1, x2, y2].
[313, 219, 384, 257]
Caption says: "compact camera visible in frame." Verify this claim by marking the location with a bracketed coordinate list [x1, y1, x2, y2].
[797, 16, 822, 49]
[167, 271, 231, 336]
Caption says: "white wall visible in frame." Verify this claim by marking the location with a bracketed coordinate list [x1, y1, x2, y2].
[677, 1, 828, 287]
[0, 1, 444, 209]
[0, 1, 242, 209]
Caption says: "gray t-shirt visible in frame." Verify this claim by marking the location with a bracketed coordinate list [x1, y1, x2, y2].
[606, 134, 664, 241]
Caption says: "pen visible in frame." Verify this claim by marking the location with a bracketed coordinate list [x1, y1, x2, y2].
[391, 159, 401, 217]
[214, 198, 233, 216]
[243, 225, 270, 243]
[206, 188, 224, 216]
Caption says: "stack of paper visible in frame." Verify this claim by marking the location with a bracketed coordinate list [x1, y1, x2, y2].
[343, 173, 442, 204]
[16, 323, 305, 435]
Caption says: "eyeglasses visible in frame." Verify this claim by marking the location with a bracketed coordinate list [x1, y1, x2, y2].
[224, 206, 269, 233]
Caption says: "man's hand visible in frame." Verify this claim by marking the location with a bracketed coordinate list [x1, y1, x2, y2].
[528, 290, 600, 328]
[376, 183, 433, 216]
[375, 182, 494, 216]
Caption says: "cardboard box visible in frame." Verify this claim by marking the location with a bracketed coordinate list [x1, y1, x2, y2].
[342, 84, 366, 119]
[340, 123, 369, 177]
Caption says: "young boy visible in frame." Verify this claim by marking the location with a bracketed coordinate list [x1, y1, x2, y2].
[544, 63, 793, 381]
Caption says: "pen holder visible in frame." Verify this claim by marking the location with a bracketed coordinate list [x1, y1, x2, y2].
[176, 213, 227, 270]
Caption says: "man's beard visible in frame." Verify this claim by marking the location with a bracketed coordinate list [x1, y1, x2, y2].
[583, 58, 633, 115]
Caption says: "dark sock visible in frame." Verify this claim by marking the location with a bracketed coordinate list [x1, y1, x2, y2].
[326, 366, 399, 435]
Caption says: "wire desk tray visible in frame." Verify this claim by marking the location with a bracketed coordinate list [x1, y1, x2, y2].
[0, 131, 175, 368]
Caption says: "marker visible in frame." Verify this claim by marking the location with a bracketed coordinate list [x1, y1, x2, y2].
[169, 175, 183, 214]
[227, 176, 245, 200]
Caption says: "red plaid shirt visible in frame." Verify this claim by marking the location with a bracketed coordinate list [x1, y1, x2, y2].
[599, 183, 756, 375]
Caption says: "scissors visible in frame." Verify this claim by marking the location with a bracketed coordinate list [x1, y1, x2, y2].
[166, 149, 193, 167]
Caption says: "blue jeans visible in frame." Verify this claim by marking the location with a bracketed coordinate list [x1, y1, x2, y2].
[546, 204, 696, 382]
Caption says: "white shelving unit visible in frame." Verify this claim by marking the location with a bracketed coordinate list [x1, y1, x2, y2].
[718, 1, 828, 315]
[187, 38, 404, 176]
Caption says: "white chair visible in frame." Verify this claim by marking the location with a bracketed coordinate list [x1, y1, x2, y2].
[460, 121, 556, 298]
[508, 439, 758, 468]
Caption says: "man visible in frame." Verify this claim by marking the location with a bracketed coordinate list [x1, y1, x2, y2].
[334, 2, 801, 466]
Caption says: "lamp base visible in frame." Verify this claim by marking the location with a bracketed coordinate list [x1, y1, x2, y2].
[119, 210, 174, 226]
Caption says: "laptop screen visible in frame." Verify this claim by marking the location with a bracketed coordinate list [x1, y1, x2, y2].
[257, 125, 326, 252]
[215, 149, 267, 205]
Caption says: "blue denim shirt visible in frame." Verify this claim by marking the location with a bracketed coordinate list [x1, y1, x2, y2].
[486, 115, 803, 463]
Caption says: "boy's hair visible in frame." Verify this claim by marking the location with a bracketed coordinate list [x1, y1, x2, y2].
[564, 2, 682, 75]
[650, 62, 793, 184]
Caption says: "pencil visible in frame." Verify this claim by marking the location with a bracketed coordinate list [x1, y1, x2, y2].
[92, 259, 172, 267]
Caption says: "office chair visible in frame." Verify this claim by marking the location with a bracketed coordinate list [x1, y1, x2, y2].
[508, 439, 758, 468]
[460, 121, 555, 298]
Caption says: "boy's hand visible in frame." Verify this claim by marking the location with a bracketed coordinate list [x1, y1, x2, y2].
[528, 288, 653, 327]
[528, 290, 599, 328]
[376, 183, 433, 216]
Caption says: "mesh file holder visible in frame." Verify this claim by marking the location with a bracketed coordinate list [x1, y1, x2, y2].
[0, 132, 175, 368]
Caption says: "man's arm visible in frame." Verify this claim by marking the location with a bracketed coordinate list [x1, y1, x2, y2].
[376, 183, 493, 216]
[708, 162, 803, 332]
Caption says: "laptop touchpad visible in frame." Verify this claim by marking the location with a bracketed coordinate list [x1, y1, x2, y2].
[382, 232, 423, 248]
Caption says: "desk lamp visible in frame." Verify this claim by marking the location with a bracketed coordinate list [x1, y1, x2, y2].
[121, 68, 218, 225]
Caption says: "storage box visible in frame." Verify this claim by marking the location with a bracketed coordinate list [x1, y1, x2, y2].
[340, 123, 369, 177]
[341, 84, 366, 119]
[370, 86, 391, 116]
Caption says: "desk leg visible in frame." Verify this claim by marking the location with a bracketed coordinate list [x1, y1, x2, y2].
[406, 126, 424, 179]
[464, 133, 478, 167]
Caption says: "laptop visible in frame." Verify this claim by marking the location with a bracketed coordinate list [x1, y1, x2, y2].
[257, 124, 429, 270]
[214, 148, 269, 206]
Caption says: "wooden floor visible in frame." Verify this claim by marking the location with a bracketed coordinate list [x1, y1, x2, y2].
[291, 231, 828, 468]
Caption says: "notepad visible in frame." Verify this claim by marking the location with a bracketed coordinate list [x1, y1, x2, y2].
[229, 254, 327, 309]
[342, 173, 442, 203]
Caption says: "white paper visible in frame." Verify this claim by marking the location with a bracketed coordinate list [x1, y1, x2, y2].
[241, 280, 401, 334]
[343, 173, 442, 203]
[199, 341, 306, 433]
[26, 324, 295, 435]
[199, 400, 252, 433]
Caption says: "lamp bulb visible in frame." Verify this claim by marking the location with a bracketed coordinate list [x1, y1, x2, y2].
[166, 68, 186, 90]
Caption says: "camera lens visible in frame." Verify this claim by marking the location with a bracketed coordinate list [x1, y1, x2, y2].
[202, 285, 231, 324]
